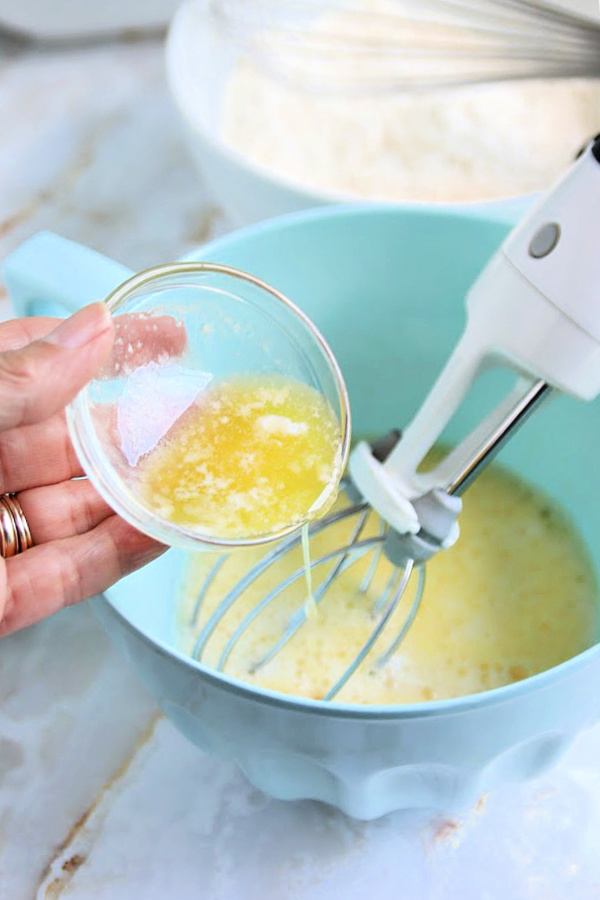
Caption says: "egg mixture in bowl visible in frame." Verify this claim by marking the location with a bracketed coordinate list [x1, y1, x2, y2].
[179, 454, 598, 705]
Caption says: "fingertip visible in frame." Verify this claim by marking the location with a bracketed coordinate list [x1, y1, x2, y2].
[46, 302, 113, 350]
[0, 305, 115, 431]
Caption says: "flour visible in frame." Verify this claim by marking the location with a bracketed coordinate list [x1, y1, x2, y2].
[221, 1, 600, 202]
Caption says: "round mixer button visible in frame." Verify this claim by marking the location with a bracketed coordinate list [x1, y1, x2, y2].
[529, 222, 560, 259]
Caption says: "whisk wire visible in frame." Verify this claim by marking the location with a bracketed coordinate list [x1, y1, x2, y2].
[191, 499, 369, 660]
[359, 520, 387, 592]
[190, 555, 227, 625]
[373, 565, 402, 615]
[212, 0, 600, 93]
[376, 563, 426, 668]
[220, 533, 383, 673]
[323, 557, 417, 700]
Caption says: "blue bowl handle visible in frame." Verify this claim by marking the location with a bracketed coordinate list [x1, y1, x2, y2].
[2, 231, 134, 319]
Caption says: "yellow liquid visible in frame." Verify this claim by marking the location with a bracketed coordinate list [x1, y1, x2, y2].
[301, 522, 317, 616]
[179, 462, 598, 703]
[137, 374, 343, 540]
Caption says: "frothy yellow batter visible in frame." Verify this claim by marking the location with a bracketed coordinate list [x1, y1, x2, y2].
[179, 462, 598, 703]
[137, 374, 343, 540]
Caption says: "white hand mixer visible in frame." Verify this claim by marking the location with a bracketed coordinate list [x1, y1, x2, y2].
[191, 136, 600, 699]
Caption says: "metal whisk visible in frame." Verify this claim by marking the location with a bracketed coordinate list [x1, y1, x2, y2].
[210, 0, 600, 93]
[190, 136, 600, 699]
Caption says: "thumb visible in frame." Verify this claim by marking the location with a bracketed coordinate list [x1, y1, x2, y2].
[0, 303, 114, 431]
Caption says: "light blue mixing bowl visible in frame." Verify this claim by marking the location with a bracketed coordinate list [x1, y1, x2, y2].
[4, 206, 600, 820]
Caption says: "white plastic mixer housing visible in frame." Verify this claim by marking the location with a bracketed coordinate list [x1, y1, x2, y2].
[350, 136, 600, 556]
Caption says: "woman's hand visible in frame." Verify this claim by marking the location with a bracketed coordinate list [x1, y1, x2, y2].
[0, 303, 166, 637]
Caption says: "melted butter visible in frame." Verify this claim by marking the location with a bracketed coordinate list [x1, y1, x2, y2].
[179, 461, 598, 704]
[136, 373, 343, 540]
[301, 522, 317, 616]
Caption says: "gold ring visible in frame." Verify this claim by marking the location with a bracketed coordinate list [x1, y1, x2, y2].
[0, 494, 33, 558]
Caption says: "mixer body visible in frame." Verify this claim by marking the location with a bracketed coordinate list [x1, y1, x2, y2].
[351, 139, 600, 552]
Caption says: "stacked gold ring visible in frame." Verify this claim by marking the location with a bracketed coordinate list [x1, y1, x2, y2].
[0, 494, 33, 558]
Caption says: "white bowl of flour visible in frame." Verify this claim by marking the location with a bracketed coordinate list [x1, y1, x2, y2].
[166, 0, 600, 226]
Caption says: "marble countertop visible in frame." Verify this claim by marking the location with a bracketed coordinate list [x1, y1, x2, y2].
[2, 26, 600, 900]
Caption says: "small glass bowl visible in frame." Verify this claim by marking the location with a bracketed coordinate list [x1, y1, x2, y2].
[67, 262, 351, 551]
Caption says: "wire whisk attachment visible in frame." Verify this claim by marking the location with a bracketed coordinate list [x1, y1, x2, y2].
[210, 0, 600, 94]
[190, 477, 426, 700]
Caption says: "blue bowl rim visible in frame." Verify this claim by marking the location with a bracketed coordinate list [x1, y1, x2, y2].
[103, 199, 600, 720]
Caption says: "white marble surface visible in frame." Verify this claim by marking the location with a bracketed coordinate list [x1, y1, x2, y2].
[2, 25, 600, 900]
[0, 30, 227, 898]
